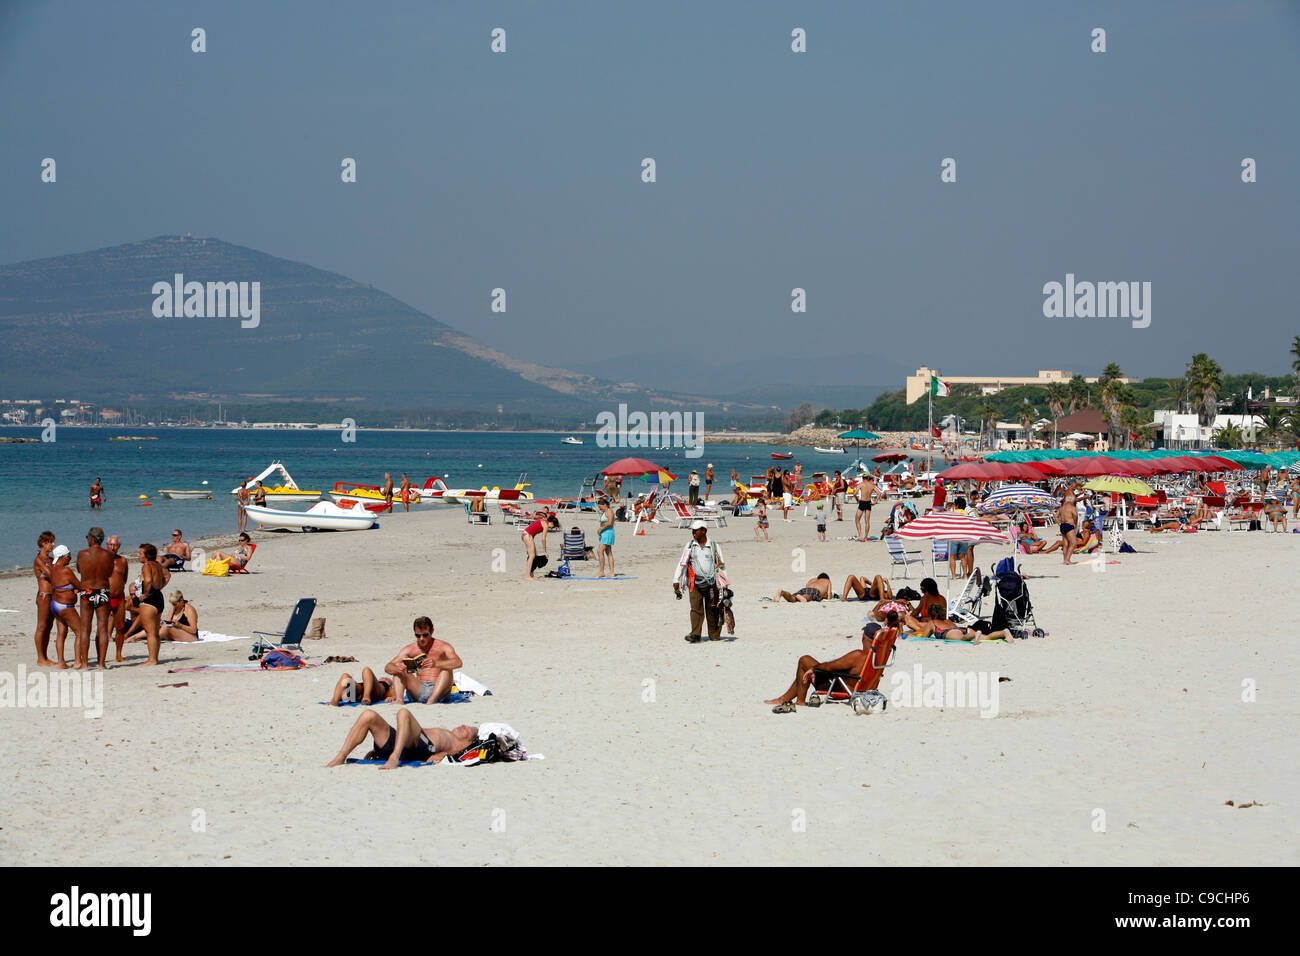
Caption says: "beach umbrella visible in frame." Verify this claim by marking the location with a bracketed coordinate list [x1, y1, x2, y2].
[1197, 455, 1243, 471]
[600, 457, 666, 477]
[1054, 456, 1130, 477]
[976, 485, 1059, 515]
[936, 462, 1006, 481]
[1084, 475, 1153, 496]
[838, 429, 881, 463]
[893, 512, 1010, 544]
[1026, 460, 1067, 475]
[872, 452, 908, 463]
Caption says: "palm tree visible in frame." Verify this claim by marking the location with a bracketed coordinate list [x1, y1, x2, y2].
[1213, 421, 1244, 450]
[1260, 406, 1289, 448]
[1291, 335, 1300, 398]
[1166, 376, 1190, 415]
[976, 400, 999, 448]
[1067, 374, 1090, 414]
[1044, 383, 1067, 446]
[1019, 401, 1039, 445]
[1100, 379, 1126, 449]
[1120, 406, 1151, 449]
[1186, 353, 1223, 435]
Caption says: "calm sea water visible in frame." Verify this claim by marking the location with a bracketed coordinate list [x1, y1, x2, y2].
[0, 427, 918, 570]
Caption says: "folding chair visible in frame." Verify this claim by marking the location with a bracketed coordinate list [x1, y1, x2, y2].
[251, 598, 317, 655]
[931, 540, 949, 576]
[885, 535, 923, 578]
[946, 568, 986, 626]
[812, 627, 900, 706]
[562, 528, 592, 560]
[228, 542, 257, 574]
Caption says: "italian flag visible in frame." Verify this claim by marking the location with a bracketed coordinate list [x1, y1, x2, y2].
[930, 375, 950, 398]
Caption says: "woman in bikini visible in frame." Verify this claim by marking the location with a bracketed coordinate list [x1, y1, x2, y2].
[157, 590, 200, 642]
[33, 531, 57, 666]
[521, 513, 560, 580]
[47, 545, 85, 669]
[211, 533, 253, 569]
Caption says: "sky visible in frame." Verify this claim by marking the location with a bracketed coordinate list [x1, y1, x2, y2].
[2, 0, 1298, 390]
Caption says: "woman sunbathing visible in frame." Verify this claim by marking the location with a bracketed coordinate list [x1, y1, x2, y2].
[211, 533, 254, 569]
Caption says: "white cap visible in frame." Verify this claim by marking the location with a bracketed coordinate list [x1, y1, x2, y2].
[690, 520, 707, 531]
[50, 544, 70, 561]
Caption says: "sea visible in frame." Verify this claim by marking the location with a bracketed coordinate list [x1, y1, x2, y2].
[0, 427, 930, 571]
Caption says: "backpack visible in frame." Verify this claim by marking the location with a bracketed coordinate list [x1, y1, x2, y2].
[546, 560, 572, 579]
[260, 649, 305, 669]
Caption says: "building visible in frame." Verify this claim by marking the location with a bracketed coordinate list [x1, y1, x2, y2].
[1151, 410, 1264, 449]
[905, 367, 1137, 404]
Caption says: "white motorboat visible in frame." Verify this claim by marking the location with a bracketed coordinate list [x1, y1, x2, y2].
[230, 461, 321, 502]
[243, 500, 377, 532]
[813, 446, 845, 454]
[158, 489, 213, 500]
[561, 436, 583, 445]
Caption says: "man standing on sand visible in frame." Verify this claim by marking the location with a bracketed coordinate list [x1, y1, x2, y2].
[781, 469, 795, 521]
[236, 479, 250, 533]
[106, 535, 129, 663]
[688, 469, 701, 506]
[383, 617, 463, 704]
[673, 520, 727, 642]
[855, 474, 878, 541]
[76, 527, 113, 669]
[1056, 489, 1079, 565]
[382, 473, 394, 512]
[832, 470, 846, 521]
[704, 463, 715, 500]
[89, 478, 105, 509]
[325, 709, 478, 770]
[596, 497, 616, 578]
[398, 473, 413, 512]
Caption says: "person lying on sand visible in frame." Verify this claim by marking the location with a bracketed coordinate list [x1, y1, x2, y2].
[773, 573, 832, 603]
[868, 596, 914, 623]
[839, 573, 891, 601]
[915, 618, 1015, 644]
[383, 616, 462, 704]
[325, 708, 478, 770]
[329, 667, 399, 706]
[764, 611, 901, 707]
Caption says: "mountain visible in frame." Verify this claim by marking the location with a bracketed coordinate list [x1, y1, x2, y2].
[0, 236, 769, 421]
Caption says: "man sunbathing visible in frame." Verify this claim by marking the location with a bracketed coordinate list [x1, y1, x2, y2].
[383, 616, 463, 704]
[329, 667, 399, 706]
[773, 573, 832, 603]
[838, 573, 891, 601]
[324, 707, 478, 769]
[765, 611, 900, 708]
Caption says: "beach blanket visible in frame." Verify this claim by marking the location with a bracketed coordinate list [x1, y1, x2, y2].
[562, 576, 639, 581]
[451, 671, 492, 696]
[167, 661, 324, 673]
[902, 636, 1006, 644]
[344, 754, 545, 767]
[195, 630, 249, 643]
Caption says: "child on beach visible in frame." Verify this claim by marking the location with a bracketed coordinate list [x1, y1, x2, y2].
[815, 502, 827, 541]
[754, 497, 770, 542]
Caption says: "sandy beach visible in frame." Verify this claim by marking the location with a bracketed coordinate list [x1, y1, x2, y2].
[1, 503, 1295, 866]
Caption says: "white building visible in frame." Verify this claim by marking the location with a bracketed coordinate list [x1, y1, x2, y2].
[1151, 410, 1263, 448]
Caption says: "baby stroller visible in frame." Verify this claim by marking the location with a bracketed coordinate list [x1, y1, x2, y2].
[990, 558, 1044, 639]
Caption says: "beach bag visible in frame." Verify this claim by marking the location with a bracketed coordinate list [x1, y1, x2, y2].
[259, 649, 305, 670]
[304, 617, 326, 640]
[851, 689, 888, 715]
[450, 735, 503, 766]
[545, 560, 572, 579]
[202, 558, 230, 577]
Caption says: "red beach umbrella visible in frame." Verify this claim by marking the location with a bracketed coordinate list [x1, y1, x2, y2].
[1056, 456, 1130, 476]
[600, 457, 667, 477]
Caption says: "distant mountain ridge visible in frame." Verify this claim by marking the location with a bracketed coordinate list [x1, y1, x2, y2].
[0, 236, 770, 420]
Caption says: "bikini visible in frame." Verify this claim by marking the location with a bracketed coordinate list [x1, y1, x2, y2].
[51, 584, 76, 616]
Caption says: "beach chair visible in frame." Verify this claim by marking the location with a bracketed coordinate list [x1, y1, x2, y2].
[562, 528, 592, 560]
[811, 627, 899, 706]
[885, 535, 923, 578]
[946, 568, 986, 626]
[251, 598, 317, 656]
[465, 499, 491, 525]
[931, 541, 949, 576]
[228, 542, 257, 574]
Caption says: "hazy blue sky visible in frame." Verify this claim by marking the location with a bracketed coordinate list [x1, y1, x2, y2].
[3, 0, 1298, 386]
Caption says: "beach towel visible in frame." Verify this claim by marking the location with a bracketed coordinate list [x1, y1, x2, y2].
[451, 671, 492, 696]
[560, 575, 639, 581]
[166, 661, 324, 673]
[195, 630, 249, 643]
[343, 753, 545, 767]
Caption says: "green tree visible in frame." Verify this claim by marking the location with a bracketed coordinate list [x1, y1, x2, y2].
[786, 402, 815, 432]
[1018, 400, 1039, 444]
[1259, 406, 1289, 448]
[1044, 382, 1068, 445]
[1166, 376, 1190, 415]
[1067, 374, 1091, 414]
[1187, 353, 1223, 429]
[976, 400, 999, 447]
[1213, 421, 1244, 449]
[1291, 335, 1300, 398]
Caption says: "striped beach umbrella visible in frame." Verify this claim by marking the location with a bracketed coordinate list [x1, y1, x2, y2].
[976, 484, 1059, 515]
[891, 512, 1010, 544]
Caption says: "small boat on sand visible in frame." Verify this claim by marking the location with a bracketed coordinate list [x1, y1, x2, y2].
[244, 501, 377, 532]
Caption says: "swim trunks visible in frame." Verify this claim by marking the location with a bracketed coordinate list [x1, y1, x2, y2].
[1059, 523, 1075, 535]
[948, 542, 970, 557]
[858, 500, 872, 511]
[795, 587, 823, 602]
[108, 596, 124, 611]
[783, 493, 793, 507]
[409, 681, 446, 704]
[84, 588, 110, 608]
[366, 726, 434, 763]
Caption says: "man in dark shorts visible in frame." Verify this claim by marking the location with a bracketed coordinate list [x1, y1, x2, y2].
[1056, 490, 1079, 565]
[76, 527, 113, 669]
[773, 573, 832, 603]
[325, 707, 478, 770]
[765, 612, 901, 708]
[855, 475, 878, 541]
[382, 473, 394, 512]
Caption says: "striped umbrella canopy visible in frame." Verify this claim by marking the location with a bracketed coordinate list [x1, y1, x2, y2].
[892, 512, 1010, 544]
[975, 484, 1059, 515]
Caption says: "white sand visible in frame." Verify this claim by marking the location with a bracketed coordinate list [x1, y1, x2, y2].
[1, 504, 1295, 865]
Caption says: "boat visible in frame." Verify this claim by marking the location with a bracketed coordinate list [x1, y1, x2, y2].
[244, 501, 378, 532]
[771, 452, 794, 460]
[813, 446, 845, 454]
[426, 472, 534, 505]
[561, 436, 583, 445]
[231, 462, 321, 502]
[328, 481, 414, 509]
[158, 489, 213, 500]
